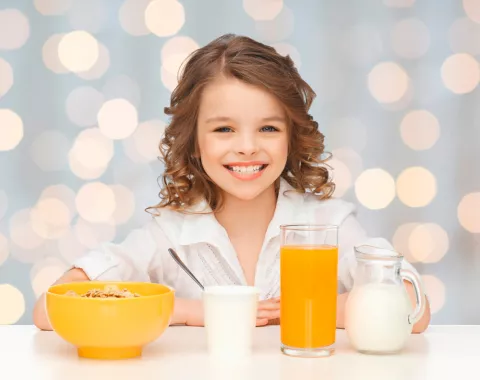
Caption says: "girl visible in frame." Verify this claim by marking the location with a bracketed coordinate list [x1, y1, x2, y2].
[34, 34, 430, 332]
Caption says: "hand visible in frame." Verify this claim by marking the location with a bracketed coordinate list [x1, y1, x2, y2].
[256, 297, 280, 326]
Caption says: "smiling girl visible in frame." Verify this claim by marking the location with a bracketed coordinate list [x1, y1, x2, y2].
[34, 34, 430, 332]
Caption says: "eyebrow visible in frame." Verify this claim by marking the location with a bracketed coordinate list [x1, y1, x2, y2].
[205, 116, 287, 124]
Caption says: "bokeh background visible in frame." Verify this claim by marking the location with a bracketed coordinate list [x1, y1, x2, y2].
[1, 0, 479, 325]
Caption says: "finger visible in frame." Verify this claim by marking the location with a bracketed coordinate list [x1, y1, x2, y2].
[257, 302, 280, 311]
[257, 309, 281, 320]
[259, 297, 280, 304]
[256, 318, 269, 327]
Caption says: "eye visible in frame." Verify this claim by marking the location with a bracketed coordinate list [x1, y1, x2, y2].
[261, 125, 279, 132]
[214, 126, 233, 133]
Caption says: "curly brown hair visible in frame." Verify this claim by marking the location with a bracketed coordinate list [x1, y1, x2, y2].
[149, 34, 334, 214]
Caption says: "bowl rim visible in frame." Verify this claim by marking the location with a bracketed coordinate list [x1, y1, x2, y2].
[47, 281, 175, 301]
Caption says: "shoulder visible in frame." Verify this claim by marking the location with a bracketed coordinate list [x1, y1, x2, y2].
[302, 193, 357, 226]
[149, 206, 186, 240]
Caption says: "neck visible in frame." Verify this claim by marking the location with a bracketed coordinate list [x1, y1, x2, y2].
[214, 184, 278, 234]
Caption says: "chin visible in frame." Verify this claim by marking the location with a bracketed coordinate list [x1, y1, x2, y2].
[212, 177, 274, 203]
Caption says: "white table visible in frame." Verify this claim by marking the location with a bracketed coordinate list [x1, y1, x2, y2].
[1, 325, 478, 379]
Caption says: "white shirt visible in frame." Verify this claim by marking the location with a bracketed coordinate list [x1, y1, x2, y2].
[72, 178, 420, 301]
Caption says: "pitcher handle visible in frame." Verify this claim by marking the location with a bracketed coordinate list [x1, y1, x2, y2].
[400, 269, 426, 325]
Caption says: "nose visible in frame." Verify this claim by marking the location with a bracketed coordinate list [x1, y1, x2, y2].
[236, 131, 258, 156]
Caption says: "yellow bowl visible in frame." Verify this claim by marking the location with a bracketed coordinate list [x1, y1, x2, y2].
[46, 281, 174, 360]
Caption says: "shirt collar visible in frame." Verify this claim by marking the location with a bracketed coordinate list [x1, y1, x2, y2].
[178, 178, 308, 246]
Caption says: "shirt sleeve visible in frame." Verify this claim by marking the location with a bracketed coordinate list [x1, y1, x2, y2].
[337, 211, 422, 294]
[70, 217, 172, 283]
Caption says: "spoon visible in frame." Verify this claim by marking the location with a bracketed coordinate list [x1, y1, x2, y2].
[168, 248, 205, 291]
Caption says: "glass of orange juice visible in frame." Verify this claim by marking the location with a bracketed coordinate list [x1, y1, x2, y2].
[280, 224, 339, 357]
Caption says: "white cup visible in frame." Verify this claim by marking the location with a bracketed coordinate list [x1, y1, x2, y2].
[203, 285, 259, 359]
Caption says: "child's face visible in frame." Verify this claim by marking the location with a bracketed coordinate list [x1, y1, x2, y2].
[197, 76, 289, 202]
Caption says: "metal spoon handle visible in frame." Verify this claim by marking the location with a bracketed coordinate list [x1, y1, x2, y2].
[168, 248, 205, 291]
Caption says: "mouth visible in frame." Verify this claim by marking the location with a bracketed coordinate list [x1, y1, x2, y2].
[223, 164, 268, 174]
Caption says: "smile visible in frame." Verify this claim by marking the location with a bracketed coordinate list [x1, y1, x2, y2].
[223, 163, 268, 181]
[224, 164, 267, 174]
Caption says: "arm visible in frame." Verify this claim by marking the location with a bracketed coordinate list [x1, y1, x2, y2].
[335, 281, 431, 333]
[33, 268, 90, 331]
[33, 219, 173, 330]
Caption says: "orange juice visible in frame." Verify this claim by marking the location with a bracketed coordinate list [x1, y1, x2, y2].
[280, 245, 338, 349]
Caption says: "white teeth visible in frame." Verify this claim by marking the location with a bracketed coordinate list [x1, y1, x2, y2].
[228, 165, 263, 174]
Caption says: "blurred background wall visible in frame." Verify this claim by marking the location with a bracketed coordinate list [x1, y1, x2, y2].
[0, 0, 479, 325]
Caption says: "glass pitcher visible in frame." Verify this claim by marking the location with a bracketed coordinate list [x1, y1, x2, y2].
[344, 245, 426, 354]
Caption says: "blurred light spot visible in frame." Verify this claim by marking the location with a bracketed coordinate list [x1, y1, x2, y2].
[57, 229, 87, 264]
[31, 264, 67, 298]
[161, 66, 179, 92]
[397, 167, 437, 207]
[458, 192, 480, 233]
[0, 58, 13, 98]
[34, 0, 72, 15]
[329, 158, 352, 198]
[74, 218, 116, 249]
[76, 43, 110, 80]
[102, 75, 141, 108]
[0, 284, 25, 324]
[421, 275, 445, 314]
[42, 34, 69, 74]
[244, 0, 283, 21]
[0, 9, 30, 50]
[400, 110, 440, 150]
[9, 209, 44, 251]
[391, 18, 430, 59]
[67, 0, 107, 33]
[66, 86, 104, 127]
[30, 130, 69, 171]
[58, 31, 99, 73]
[380, 80, 414, 112]
[30, 198, 72, 240]
[40, 185, 76, 217]
[393, 223, 421, 263]
[69, 157, 108, 180]
[272, 43, 301, 68]
[76, 182, 116, 223]
[441, 53, 480, 94]
[161, 36, 199, 77]
[0, 233, 9, 266]
[30, 256, 65, 279]
[255, 6, 294, 42]
[332, 148, 364, 178]
[110, 185, 136, 225]
[464, 0, 480, 23]
[328, 118, 367, 152]
[368, 62, 409, 104]
[448, 18, 480, 56]
[408, 223, 449, 263]
[0, 190, 7, 220]
[355, 169, 396, 210]
[342, 24, 383, 67]
[97, 99, 138, 140]
[383, 0, 415, 7]
[68, 128, 114, 180]
[0, 109, 23, 151]
[119, 0, 151, 36]
[145, 0, 185, 37]
[123, 119, 165, 163]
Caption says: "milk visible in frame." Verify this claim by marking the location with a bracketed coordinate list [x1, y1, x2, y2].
[345, 283, 413, 354]
[203, 286, 259, 359]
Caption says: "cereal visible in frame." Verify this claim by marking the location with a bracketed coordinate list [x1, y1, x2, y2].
[65, 284, 140, 298]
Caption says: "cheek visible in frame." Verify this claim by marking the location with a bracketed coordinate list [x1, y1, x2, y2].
[272, 136, 289, 162]
[198, 136, 225, 164]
